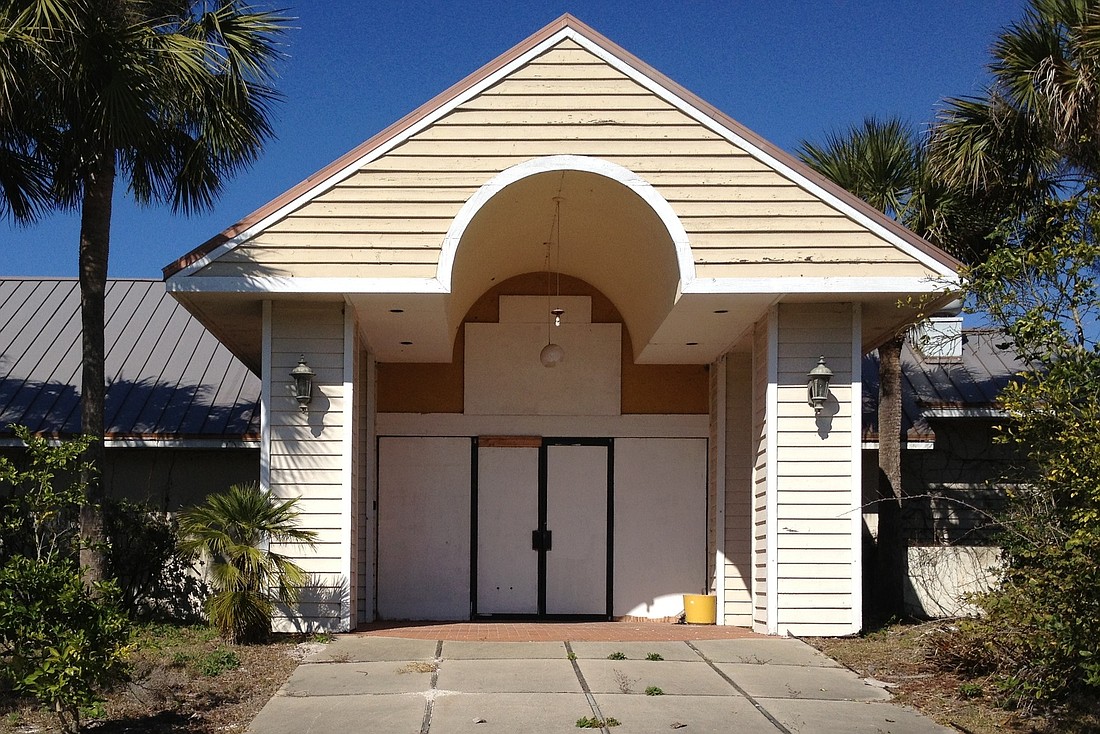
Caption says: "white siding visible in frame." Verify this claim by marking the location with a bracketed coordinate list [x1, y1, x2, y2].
[751, 316, 772, 632]
[267, 302, 349, 632]
[773, 303, 858, 636]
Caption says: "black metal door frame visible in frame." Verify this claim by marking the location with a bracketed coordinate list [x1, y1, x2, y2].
[471, 436, 614, 619]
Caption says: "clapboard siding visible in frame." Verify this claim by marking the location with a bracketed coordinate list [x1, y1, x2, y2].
[751, 317, 770, 631]
[196, 39, 933, 281]
[724, 352, 754, 625]
[269, 302, 348, 632]
[773, 303, 857, 636]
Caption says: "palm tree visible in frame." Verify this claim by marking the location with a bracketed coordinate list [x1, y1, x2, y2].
[178, 483, 317, 643]
[0, 1, 287, 585]
[929, 0, 1099, 197]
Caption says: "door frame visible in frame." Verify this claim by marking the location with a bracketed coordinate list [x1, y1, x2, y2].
[470, 436, 614, 619]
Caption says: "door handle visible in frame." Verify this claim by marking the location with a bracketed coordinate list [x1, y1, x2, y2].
[531, 529, 553, 551]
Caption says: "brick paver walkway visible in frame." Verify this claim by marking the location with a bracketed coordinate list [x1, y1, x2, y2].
[354, 620, 763, 641]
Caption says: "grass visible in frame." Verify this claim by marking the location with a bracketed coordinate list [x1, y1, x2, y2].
[807, 620, 1100, 734]
[0, 622, 309, 734]
[577, 715, 621, 728]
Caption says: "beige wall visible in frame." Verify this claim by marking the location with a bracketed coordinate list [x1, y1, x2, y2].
[196, 39, 935, 284]
[723, 353, 754, 626]
[266, 301, 349, 632]
[376, 273, 708, 415]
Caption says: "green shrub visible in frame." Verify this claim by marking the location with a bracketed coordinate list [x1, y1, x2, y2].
[104, 500, 206, 622]
[606, 651, 626, 660]
[0, 556, 130, 733]
[178, 483, 317, 643]
[198, 648, 241, 676]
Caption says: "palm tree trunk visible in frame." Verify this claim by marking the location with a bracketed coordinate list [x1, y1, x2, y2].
[875, 334, 907, 618]
[77, 153, 114, 588]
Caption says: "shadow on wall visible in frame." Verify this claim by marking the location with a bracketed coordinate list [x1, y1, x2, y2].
[903, 545, 1002, 618]
[275, 575, 351, 634]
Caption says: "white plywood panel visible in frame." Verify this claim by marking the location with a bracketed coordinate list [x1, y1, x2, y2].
[545, 444, 608, 615]
[377, 436, 471, 620]
[464, 322, 621, 416]
[477, 446, 539, 614]
[613, 438, 707, 619]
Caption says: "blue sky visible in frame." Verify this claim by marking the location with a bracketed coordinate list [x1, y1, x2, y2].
[2, 1, 1028, 278]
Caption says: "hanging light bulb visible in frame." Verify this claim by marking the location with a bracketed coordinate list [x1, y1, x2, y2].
[540, 342, 564, 367]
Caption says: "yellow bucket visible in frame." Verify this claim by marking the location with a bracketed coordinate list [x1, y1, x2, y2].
[683, 594, 717, 625]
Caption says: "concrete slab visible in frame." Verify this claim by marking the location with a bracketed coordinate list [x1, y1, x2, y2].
[283, 661, 435, 696]
[568, 641, 698, 661]
[429, 692, 592, 734]
[762, 699, 955, 734]
[443, 640, 568, 659]
[718, 663, 892, 701]
[436, 658, 582, 694]
[593, 693, 781, 733]
[577, 660, 734, 696]
[305, 635, 438, 663]
[246, 692, 425, 734]
[692, 638, 841, 667]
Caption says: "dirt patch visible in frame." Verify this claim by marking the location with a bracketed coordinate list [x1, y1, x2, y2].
[1, 624, 317, 734]
[806, 621, 1099, 734]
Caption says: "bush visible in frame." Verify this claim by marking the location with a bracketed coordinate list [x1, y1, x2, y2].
[104, 500, 207, 622]
[177, 483, 317, 643]
[0, 556, 130, 733]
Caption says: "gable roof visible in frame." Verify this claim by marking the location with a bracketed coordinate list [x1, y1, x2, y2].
[164, 13, 961, 282]
[0, 279, 259, 444]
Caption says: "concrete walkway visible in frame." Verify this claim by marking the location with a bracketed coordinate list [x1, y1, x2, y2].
[249, 636, 953, 734]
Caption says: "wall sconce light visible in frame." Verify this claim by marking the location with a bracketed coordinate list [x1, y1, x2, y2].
[807, 355, 833, 414]
[290, 356, 315, 412]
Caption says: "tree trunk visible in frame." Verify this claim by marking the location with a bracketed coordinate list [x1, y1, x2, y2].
[874, 334, 907, 620]
[78, 153, 114, 589]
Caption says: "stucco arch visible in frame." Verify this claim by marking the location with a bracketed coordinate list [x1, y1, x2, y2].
[439, 155, 695, 360]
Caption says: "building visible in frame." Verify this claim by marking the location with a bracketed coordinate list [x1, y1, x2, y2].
[163, 15, 962, 636]
[0, 278, 259, 510]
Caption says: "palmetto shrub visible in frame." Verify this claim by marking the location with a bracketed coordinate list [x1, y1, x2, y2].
[177, 484, 316, 643]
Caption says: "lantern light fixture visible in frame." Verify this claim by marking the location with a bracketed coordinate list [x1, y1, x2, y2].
[290, 356, 315, 412]
[807, 355, 833, 414]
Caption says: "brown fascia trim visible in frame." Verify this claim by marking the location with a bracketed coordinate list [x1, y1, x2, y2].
[163, 13, 962, 279]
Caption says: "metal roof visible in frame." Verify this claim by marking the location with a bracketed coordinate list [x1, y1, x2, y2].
[863, 328, 1027, 443]
[0, 278, 259, 442]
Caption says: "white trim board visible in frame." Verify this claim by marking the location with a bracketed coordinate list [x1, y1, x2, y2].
[376, 413, 708, 438]
[167, 274, 956, 298]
